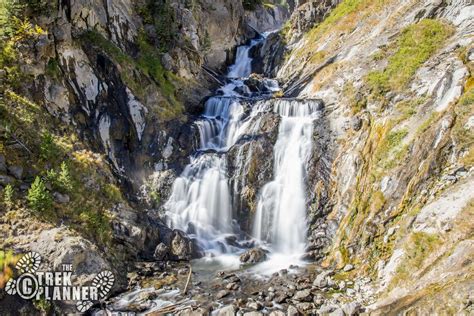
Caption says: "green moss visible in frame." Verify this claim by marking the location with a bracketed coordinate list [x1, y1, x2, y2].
[391, 232, 441, 288]
[45, 57, 61, 79]
[395, 97, 427, 122]
[372, 127, 409, 177]
[367, 19, 453, 94]
[343, 81, 367, 114]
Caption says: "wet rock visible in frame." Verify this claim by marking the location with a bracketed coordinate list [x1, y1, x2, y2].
[53, 192, 70, 204]
[239, 247, 269, 264]
[287, 305, 300, 316]
[217, 304, 237, 316]
[8, 165, 23, 179]
[293, 289, 312, 302]
[153, 243, 169, 261]
[343, 264, 354, 272]
[216, 290, 230, 299]
[169, 230, 198, 261]
[247, 301, 263, 310]
[342, 302, 362, 316]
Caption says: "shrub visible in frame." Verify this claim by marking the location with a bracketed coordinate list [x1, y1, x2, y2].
[27, 176, 52, 212]
[3, 184, 14, 210]
[367, 19, 453, 94]
[40, 132, 59, 161]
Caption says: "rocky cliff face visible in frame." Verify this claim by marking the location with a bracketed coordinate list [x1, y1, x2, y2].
[275, 0, 474, 313]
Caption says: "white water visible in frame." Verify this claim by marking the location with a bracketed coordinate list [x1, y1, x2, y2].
[253, 100, 321, 256]
[165, 34, 321, 270]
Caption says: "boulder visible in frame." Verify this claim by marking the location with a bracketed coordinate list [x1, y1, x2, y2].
[8, 165, 23, 179]
[313, 270, 332, 288]
[293, 289, 312, 302]
[216, 290, 230, 299]
[239, 247, 269, 264]
[169, 230, 199, 261]
[30, 227, 127, 313]
[287, 305, 300, 316]
[342, 302, 362, 316]
[153, 243, 169, 261]
[217, 304, 237, 316]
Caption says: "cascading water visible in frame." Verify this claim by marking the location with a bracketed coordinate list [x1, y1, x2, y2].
[164, 33, 322, 269]
[253, 100, 321, 255]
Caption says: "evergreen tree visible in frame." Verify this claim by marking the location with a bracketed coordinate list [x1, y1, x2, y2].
[58, 161, 73, 192]
[27, 176, 52, 212]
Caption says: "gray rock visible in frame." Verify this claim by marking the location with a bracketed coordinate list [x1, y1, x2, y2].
[293, 289, 312, 302]
[53, 192, 70, 204]
[343, 264, 354, 272]
[162, 53, 174, 71]
[329, 307, 345, 316]
[0, 155, 6, 172]
[247, 301, 262, 310]
[169, 230, 197, 261]
[8, 165, 23, 179]
[275, 292, 289, 303]
[217, 304, 237, 316]
[153, 243, 169, 261]
[295, 302, 314, 312]
[287, 305, 299, 316]
[351, 116, 362, 131]
[313, 270, 332, 288]
[318, 304, 336, 314]
[243, 312, 263, 316]
[239, 247, 269, 264]
[0, 175, 14, 185]
[346, 288, 356, 296]
[216, 290, 230, 299]
[342, 302, 361, 316]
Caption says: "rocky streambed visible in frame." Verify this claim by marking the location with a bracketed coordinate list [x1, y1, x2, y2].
[95, 259, 375, 315]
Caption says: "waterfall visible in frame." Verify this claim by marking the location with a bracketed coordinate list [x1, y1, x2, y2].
[253, 100, 322, 255]
[228, 38, 261, 78]
[164, 33, 322, 267]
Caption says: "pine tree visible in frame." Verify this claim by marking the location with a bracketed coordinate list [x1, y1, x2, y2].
[58, 161, 73, 192]
[27, 176, 52, 212]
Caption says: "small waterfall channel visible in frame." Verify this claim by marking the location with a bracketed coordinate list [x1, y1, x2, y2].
[165, 33, 323, 270]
